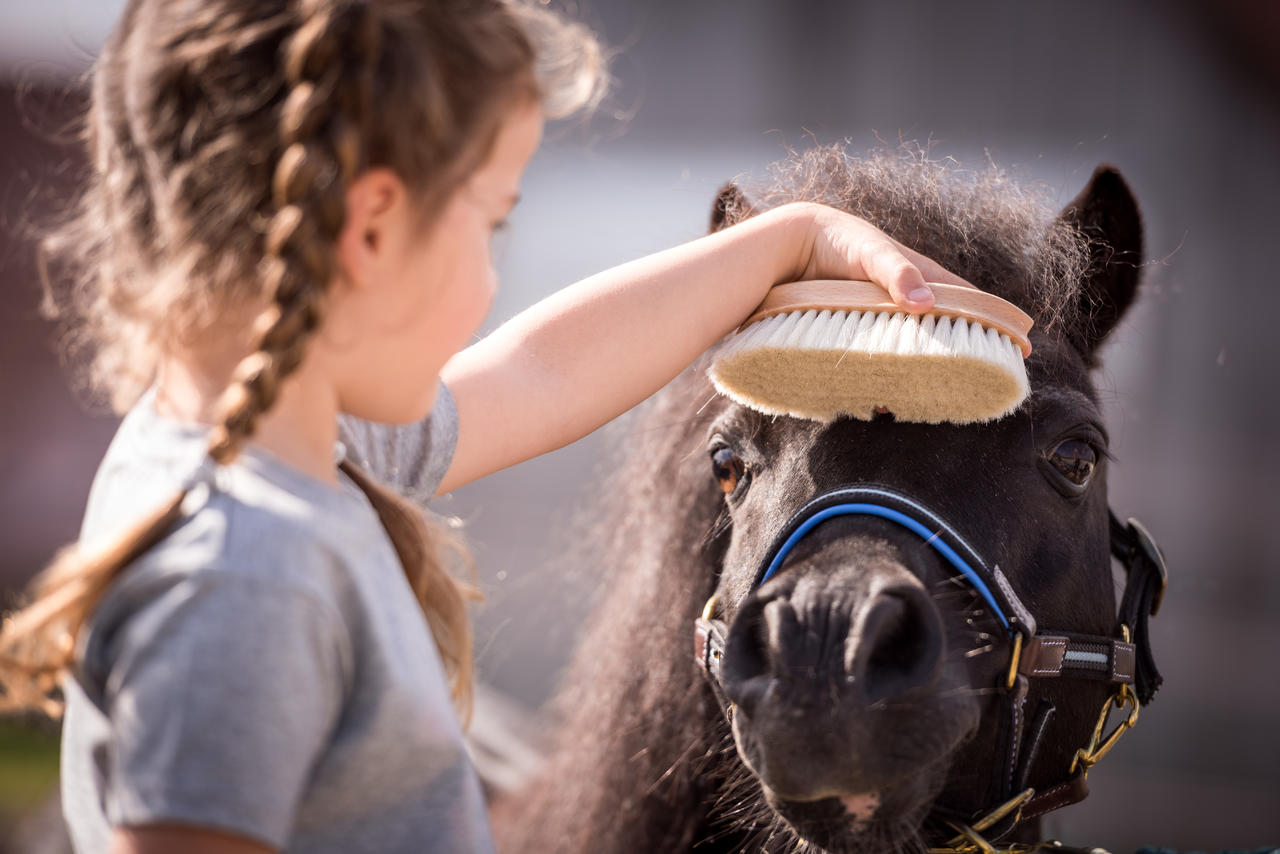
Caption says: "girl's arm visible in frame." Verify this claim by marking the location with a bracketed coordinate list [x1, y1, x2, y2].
[438, 202, 968, 495]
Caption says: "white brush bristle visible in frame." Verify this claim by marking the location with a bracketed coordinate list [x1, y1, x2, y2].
[707, 308, 1030, 424]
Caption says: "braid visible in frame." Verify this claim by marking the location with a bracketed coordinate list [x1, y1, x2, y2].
[0, 0, 388, 716]
[208, 0, 379, 464]
[201, 0, 482, 717]
[9, 0, 604, 721]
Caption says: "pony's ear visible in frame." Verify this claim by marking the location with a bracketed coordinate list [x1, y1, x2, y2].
[709, 182, 756, 233]
[1058, 165, 1144, 360]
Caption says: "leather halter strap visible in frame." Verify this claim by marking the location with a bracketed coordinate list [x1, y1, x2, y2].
[692, 483, 1167, 846]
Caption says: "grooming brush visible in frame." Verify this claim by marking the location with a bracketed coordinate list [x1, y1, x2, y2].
[708, 280, 1033, 424]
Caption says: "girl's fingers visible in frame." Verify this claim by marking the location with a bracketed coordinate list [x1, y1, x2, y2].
[804, 205, 976, 310]
[858, 238, 935, 311]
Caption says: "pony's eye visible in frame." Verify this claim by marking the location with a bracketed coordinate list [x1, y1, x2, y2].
[711, 446, 745, 495]
[1049, 439, 1097, 487]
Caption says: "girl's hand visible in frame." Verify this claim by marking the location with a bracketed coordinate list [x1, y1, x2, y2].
[785, 202, 976, 311]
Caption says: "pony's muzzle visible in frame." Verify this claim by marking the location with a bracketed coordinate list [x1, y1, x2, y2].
[718, 563, 946, 801]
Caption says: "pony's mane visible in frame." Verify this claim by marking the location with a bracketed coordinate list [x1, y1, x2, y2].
[503, 145, 1096, 851]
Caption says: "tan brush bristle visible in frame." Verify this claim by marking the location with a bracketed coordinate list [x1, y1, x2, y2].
[708, 281, 1034, 424]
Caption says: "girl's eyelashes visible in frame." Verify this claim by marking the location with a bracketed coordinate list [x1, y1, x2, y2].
[491, 218, 510, 233]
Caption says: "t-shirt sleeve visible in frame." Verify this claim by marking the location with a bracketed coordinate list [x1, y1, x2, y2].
[337, 379, 459, 503]
[86, 570, 351, 849]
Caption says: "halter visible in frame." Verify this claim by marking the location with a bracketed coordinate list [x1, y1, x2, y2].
[693, 484, 1167, 854]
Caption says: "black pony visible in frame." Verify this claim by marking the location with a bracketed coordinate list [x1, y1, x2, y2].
[495, 147, 1163, 854]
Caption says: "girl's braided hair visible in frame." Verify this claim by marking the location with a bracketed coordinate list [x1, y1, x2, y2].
[1, 0, 605, 720]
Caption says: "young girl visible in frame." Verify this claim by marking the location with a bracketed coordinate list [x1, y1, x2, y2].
[1, 1, 971, 852]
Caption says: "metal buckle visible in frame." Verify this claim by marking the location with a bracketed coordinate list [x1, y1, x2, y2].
[1004, 633, 1023, 690]
[1126, 517, 1167, 617]
[1068, 681, 1140, 776]
[700, 595, 720, 622]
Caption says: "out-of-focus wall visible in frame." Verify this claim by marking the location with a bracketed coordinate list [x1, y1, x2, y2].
[0, 84, 112, 593]
[1, 1, 1277, 850]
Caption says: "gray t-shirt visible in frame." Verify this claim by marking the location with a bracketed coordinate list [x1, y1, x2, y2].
[60, 384, 495, 854]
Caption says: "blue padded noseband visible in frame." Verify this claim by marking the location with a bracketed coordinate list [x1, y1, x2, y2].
[758, 501, 1011, 630]
[752, 485, 1032, 636]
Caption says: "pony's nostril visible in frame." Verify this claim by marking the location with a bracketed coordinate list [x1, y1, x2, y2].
[719, 599, 773, 715]
[856, 588, 943, 703]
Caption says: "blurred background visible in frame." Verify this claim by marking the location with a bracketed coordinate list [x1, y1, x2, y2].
[2, 1, 1278, 851]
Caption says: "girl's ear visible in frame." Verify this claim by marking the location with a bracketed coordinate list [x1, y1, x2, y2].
[337, 168, 409, 290]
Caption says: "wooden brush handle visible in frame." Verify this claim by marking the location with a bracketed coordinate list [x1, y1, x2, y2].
[741, 280, 1034, 357]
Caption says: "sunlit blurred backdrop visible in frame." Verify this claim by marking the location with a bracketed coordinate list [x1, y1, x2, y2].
[2, 1, 1278, 851]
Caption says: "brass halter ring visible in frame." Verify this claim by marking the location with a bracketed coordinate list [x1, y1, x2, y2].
[1069, 682, 1140, 776]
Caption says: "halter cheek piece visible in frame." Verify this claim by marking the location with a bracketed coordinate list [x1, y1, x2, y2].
[693, 484, 1167, 854]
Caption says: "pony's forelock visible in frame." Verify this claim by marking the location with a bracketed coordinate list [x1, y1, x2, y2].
[721, 143, 1091, 338]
